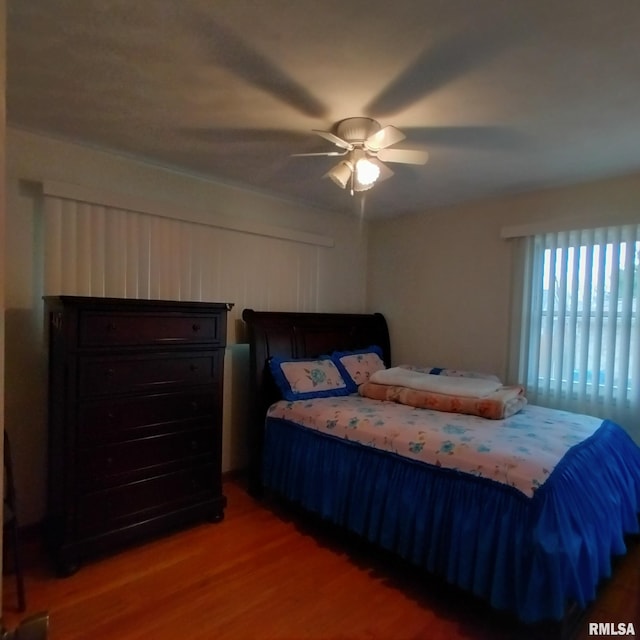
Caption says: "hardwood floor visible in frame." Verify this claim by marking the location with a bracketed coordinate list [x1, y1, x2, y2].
[2, 477, 639, 640]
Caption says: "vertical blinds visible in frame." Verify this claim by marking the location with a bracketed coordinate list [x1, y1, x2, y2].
[518, 224, 639, 431]
[43, 192, 323, 319]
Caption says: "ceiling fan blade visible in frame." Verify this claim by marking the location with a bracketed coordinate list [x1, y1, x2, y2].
[365, 125, 405, 151]
[291, 150, 348, 157]
[377, 148, 429, 165]
[313, 129, 353, 150]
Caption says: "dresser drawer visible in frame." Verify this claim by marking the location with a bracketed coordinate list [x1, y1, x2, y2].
[79, 310, 224, 347]
[78, 389, 216, 443]
[78, 428, 217, 490]
[78, 351, 220, 398]
[76, 464, 217, 536]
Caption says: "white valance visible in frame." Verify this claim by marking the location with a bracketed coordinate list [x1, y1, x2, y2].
[501, 211, 640, 239]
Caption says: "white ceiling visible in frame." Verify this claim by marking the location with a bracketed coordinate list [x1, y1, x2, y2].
[7, 0, 640, 218]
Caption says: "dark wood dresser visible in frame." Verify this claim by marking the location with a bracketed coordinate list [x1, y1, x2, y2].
[44, 296, 232, 575]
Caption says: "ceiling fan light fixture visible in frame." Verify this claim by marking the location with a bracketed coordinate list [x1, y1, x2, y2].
[352, 178, 375, 193]
[299, 117, 426, 196]
[326, 161, 352, 189]
[355, 157, 380, 186]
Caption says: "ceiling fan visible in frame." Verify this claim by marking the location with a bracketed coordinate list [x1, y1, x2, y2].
[292, 117, 429, 195]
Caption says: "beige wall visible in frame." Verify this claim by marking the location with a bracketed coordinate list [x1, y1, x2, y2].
[6, 127, 369, 525]
[367, 172, 640, 386]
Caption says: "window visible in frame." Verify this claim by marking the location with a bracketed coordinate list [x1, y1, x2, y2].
[514, 224, 639, 430]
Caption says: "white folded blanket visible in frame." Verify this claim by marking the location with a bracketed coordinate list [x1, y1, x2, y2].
[369, 367, 503, 398]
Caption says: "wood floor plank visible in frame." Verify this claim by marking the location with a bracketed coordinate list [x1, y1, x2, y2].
[2, 478, 638, 639]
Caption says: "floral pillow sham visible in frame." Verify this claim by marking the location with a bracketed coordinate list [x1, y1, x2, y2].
[269, 356, 352, 401]
[332, 345, 386, 392]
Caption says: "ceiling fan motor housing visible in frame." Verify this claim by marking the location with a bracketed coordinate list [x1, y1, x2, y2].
[335, 117, 381, 144]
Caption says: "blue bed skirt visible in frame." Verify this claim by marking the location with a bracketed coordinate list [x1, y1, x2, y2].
[262, 417, 640, 623]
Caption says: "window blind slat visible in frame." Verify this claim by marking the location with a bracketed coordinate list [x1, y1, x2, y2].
[576, 229, 594, 405]
[527, 236, 545, 405]
[564, 231, 581, 405]
[603, 231, 621, 408]
[591, 229, 607, 406]
[552, 234, 569, 404]
[616, 226, 637, 406]
[541, 233, 557, 401]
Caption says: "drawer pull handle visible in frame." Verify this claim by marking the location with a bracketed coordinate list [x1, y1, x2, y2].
[189, 364, 199, 372]
[106, 368, 115, 378]
[192, 323, 201, 332]
[106, 322, 116, 332]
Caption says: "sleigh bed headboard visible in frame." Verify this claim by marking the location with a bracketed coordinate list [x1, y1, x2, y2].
[241, 309, 391, 494]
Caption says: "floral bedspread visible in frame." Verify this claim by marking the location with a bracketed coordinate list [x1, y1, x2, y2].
[267, 395, 603, 498]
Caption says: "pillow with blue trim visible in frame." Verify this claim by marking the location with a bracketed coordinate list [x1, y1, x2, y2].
[269, 356, 352, 401]
[332, 345, 386, 393]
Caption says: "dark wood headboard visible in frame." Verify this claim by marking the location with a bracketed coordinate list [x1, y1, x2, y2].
[241, 309, 391, 495]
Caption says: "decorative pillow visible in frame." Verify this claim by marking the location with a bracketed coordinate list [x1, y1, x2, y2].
[399, 364, 501, 383]
[332, 345, 386, 392]
[269, 356, 352, 401]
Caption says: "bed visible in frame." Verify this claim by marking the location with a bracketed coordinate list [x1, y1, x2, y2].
[242, 308, 640, 627]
